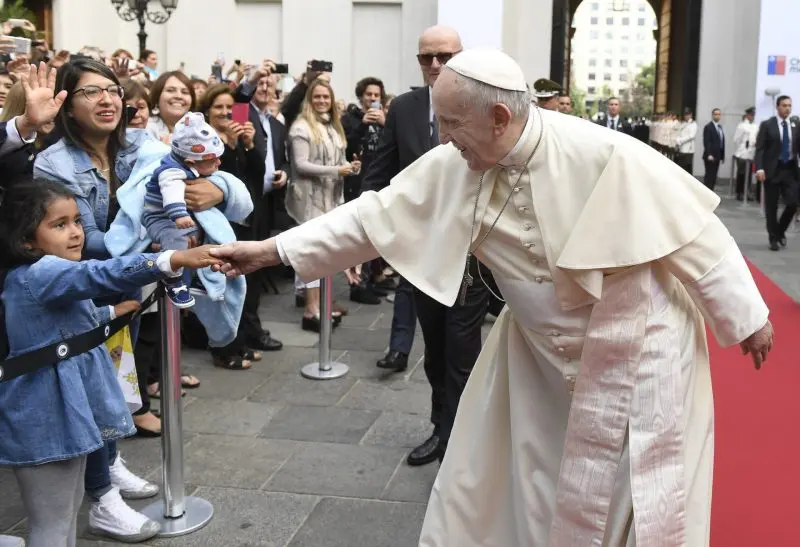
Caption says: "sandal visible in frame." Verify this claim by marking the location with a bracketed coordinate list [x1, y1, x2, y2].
[181, 374, 201, 389]
[212, 354, 251, 370]
[146, 382, 186, 399]
[241, 348, 262, 362]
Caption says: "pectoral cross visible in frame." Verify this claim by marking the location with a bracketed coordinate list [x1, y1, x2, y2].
[459, 253, 474, 306]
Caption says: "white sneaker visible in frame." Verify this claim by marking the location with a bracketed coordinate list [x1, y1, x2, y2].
[110, 454, 159, 500]
[88, 487, 160, 543]
[0, 535, 24, 547]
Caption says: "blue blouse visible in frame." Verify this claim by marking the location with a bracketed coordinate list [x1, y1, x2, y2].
[0, 253, 168, 466]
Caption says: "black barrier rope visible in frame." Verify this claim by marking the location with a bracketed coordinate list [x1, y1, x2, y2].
[0, 285, 164, 383]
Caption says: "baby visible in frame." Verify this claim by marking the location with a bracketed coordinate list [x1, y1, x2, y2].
[142, 112, 224, 308]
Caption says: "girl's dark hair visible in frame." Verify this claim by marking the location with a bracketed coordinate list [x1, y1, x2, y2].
[54, 58, 126, 194]
[0, 178, 76, 268]
[140, 49, 156, 63]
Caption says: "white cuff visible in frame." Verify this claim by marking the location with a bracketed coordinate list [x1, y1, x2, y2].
[108, 305, 116, 320]
[0, 116, 35, 158]
[156, 250, 183, 277]
[683, 243, 769, 347]
[11, 116, 36, 143]
[275, 236, 290, 266]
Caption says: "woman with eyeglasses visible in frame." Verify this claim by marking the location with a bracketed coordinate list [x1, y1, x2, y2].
[31, 58, 171, 543]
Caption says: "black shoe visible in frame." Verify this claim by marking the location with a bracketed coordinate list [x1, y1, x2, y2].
[295, 294, 305, 307]
[302, 315, 340, 333]
[407, 434, 441, 466]
[779, 236, 787, 248]
[769, 240, 780, 251]
[376, 350, 408, 372]
[247, 334, 283, 351]
[370, 285, 389, 297]
[350, 285, 381, 305]
[373, 278, 397, 291]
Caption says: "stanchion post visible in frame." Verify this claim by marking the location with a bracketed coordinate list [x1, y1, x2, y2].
[301, 276, 349, 380]
[729, 158, 736, 197]
[141, 294, 214, 537]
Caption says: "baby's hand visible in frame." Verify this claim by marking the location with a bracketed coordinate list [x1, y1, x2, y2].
[175, 216, 196, 229]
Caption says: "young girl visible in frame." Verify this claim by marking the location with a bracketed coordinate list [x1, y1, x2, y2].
[0, 180, 220, 547]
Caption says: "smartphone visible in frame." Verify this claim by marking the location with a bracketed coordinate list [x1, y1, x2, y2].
[126, 58, 138, 70]
[370, 100, 381, 110]
[125, 104, 138, 124]
[309, 60, 333, 73]
[10, 37, 30, 56]
[274, 63, 289, 74]
[211, 64, 223, 81]
[231, 103, 249, 125]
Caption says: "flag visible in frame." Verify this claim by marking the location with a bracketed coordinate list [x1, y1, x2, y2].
[768, 55, 786, 76]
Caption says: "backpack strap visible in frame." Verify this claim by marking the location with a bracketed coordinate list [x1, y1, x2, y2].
[0, 286, 162, 383]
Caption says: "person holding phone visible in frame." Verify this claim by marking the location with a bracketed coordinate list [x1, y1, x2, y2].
[286, 78, 360, 332]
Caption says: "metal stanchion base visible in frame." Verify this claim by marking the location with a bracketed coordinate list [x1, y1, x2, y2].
[301, 362, 349, 380]
[141, 496, 214, 538]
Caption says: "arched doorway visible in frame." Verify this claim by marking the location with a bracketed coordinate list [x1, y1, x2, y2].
[551, 0, 703, 116]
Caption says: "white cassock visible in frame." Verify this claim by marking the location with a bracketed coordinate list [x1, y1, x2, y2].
[275, 107, 769, 546]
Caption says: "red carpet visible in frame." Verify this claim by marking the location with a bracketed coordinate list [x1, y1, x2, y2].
[710, 261, 800, 546]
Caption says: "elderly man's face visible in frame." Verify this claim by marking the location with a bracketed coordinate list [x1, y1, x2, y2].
[418, 27, 462, 86]
[432, 70, 509, 171]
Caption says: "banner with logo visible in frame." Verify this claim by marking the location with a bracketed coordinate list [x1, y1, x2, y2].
[754, 0, 800, 123]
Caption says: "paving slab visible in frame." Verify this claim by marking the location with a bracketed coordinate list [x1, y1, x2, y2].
[287, 497, 426, 547]
[260, 405, 381, 445]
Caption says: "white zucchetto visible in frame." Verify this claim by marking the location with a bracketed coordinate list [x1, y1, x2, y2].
[445, 49, 528, 92]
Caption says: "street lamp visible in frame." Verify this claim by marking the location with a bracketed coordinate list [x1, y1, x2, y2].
[110, 0, 178, 60]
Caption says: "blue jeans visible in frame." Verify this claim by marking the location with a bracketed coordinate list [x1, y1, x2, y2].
[389, 277, 416, 355]
[84, 441, 117, 497]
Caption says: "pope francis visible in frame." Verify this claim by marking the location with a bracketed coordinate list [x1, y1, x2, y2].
[211, 50, 773, 546]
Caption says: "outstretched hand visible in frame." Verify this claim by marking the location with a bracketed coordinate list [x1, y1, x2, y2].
[210, 239, 282, 278]
[740, 320, 773, 370]
[18, 62, 67, 134]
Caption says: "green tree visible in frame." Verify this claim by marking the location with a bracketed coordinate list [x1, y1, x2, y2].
[570, 86, 587, 117]
[0, 1, 38, 37]
[621, 61, 656, 119]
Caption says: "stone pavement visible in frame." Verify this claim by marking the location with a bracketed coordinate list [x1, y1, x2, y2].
[1, 192, 797, 547]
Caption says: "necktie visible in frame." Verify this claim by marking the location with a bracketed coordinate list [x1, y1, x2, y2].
[611, 119, 617, 131]
[781, 120, 790, 163]
[431, 115, 439, 146]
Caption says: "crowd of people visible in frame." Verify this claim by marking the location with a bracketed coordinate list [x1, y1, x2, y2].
[0, 18, 406, 546]
[0, 16, 781, 547]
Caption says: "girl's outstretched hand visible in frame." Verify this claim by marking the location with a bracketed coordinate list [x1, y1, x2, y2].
[170, 245, 224, 271]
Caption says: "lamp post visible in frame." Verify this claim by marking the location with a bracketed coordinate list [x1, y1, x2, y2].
[110, 0, 178, 60]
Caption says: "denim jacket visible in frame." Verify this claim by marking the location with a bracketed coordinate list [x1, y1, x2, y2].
[0, 253, 167, 466]
[33, 129, 153, 259]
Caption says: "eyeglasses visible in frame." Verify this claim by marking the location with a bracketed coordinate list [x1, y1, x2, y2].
[416, 51, 461, 67]
[73, 85, 124, 102]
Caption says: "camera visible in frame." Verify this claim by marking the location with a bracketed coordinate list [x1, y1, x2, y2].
[274, 63, 289, 74]
[308, 60, 333, 73]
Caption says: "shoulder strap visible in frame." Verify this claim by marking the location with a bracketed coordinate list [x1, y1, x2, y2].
[0, 286, 161, 383]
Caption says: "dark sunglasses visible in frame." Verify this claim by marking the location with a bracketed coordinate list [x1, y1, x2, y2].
[416, 51, 460, 67]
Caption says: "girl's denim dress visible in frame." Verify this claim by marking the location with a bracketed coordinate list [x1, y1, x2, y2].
[0, 253, 167, 466]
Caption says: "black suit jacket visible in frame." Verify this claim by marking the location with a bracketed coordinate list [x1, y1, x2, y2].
[362, 86, 434, 192]
[702, 122, 725, 163]
[594, 115, 632, 136]
[0, 121, 37, 189]
[755, 116, 800, 180]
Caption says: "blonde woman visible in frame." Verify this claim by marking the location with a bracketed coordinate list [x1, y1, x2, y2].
[286, 79, 360, 332]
